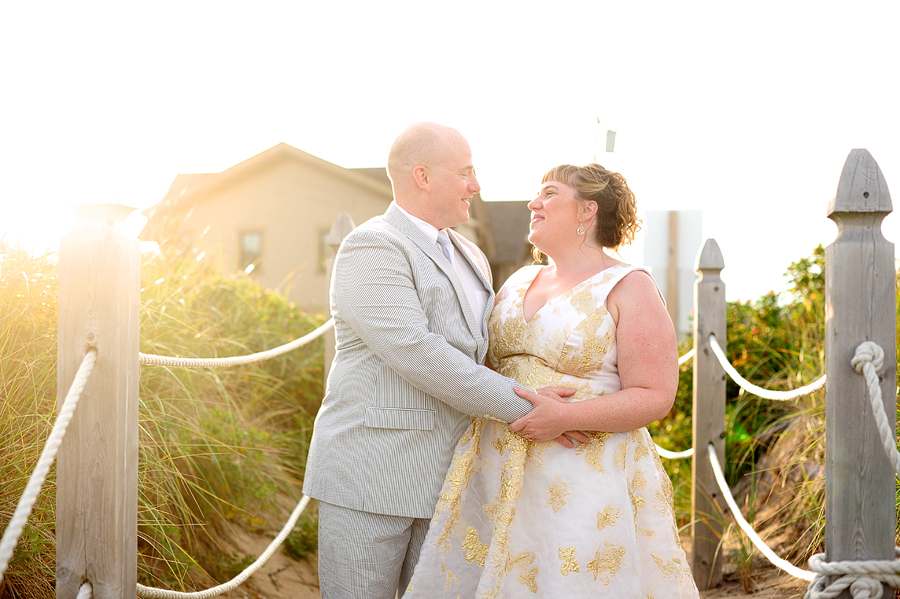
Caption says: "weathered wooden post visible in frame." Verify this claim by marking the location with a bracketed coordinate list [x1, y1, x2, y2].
[324, 213, 355, 381]
[57, 204, 140, 598]
[690, 238, 727, 590]
[825, 149, 896, 599]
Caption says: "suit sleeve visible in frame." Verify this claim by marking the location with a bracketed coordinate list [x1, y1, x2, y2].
[332, 228, 532, 423]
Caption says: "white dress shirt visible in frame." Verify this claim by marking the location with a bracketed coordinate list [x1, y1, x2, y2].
[395, 205, 489, 327]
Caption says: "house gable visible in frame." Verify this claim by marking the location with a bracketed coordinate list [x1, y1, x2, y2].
[141, 143, 393, 311]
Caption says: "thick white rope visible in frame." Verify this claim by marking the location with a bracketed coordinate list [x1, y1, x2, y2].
[650, 349, 696, 460]
[0, 349, 98, 584]
[805, 552, 900, 599]
[136, 494, 311, 599]
[139, 319, 333, 368]
[801, 342, 900, 598]
[706, 443, 815, 581]
[850, 341, 900, 479]
[709, 334, 826, 400]
[655, 445, 694, 459]
[76, 582, 92, 599]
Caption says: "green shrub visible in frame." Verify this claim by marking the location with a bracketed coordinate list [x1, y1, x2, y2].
[650, 246, 829, 543]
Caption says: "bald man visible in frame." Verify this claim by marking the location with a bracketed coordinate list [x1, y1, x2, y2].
[303, 122, 567, 599]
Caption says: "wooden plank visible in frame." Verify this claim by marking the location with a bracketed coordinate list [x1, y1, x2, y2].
[57, 205, 139, 599]
[691, 238, 727, 590]
[824, 149, 896, 599]
[667, 211, 680, 327]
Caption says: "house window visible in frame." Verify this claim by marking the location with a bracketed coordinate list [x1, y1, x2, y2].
[240, 231, 263, 274]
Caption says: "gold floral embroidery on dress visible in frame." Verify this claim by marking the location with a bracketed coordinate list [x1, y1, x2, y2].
[558, 546, 580, 575]
[652, 452, 676, 515]
[440, 566, 459, 591]
[637, 525, 656, 537]
[517, 553, 539, 593]
[598, 270, 618, 286]
[651, 554, 683, 579]
[555, 306, 614, 377]
[628, 469, 648, 516]
[482, 498, 499, 524]
[615, 441, 630, 470]
[458, 417, 478, 446]
[483, 543, 538, 598]
[495, 429, 530, 528]
[586, 542, 627, 585]
[487, 309, 530, 367]
[433, 419, 484, 553]
[461, 526, 489, 567]
[631, 429, 651, 462]
[545, 475, 570, 513]
[596, 505, 621, 531]
[576, 431, 612, 472]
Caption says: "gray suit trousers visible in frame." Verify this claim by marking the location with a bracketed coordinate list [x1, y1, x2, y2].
[318, 500, 430, 599]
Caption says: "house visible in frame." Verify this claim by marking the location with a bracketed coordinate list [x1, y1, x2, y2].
[483, 200, 537, 289]
[141, 143, 533, 312]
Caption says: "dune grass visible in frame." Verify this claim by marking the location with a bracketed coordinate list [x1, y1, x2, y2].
[3, 238, 897, 597]
[1, 241, 324, 598]
[649, 246, 833, 581]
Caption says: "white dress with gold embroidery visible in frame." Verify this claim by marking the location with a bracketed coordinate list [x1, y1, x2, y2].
[406, 264, 699, 598]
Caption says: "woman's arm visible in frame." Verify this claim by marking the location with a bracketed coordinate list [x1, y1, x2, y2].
[509, 271, 678, 441]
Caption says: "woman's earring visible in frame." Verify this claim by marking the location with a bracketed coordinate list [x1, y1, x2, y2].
[577, 223, 586, 236]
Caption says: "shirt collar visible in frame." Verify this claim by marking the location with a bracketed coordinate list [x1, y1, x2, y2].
[394, 203, 444, 244]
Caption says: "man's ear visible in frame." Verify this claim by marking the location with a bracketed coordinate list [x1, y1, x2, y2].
[412, 165, 430, 190]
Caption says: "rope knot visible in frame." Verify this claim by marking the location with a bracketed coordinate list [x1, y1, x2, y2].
[851, 341, 885, 375]
[805, 552, 900, 599]
[850, 577, 884, 599]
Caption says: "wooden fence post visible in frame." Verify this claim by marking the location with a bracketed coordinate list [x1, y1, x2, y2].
[691, 238, 727, 590]
[56, 204, 140, 599]
[824, 149, 896, 599]
[324, 213, 355, 382]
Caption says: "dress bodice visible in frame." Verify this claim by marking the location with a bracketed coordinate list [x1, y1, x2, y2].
[488, 264, 645, 399]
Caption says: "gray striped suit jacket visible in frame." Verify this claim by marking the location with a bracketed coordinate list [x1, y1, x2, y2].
[302, 202, 533, 519]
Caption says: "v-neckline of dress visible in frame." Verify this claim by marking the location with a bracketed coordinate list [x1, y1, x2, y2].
[521, 264, 623, 325]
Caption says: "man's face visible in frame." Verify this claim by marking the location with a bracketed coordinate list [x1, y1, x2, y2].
[426, 138, 480, 230]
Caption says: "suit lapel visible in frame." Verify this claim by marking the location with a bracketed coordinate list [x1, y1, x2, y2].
[384, 205, 488, 347]
[446, 230, 494, 345]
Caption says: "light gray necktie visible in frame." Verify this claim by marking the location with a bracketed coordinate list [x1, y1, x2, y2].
[436, 229, 454, 265]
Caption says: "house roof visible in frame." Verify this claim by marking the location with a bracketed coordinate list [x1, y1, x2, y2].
[144, 142, 394, 222]
[351, 167, 393, 188]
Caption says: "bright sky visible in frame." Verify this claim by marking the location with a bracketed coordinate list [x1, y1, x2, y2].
[2, 1, 898, 302]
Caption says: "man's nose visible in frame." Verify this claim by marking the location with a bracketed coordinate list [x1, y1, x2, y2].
[469, 174, 481, 194]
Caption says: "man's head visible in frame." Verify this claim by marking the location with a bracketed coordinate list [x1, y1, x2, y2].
[387, 122, 480, 230]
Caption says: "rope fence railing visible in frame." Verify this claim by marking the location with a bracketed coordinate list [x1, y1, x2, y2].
[851, 341, 900, 480]
[3, 322, 893, 595]
[12, 150, 896, 596]
[0, 349, 98, 584]
[0, 317, 330, 591]
[138, 318, 334, 368]
[706, 443, 816, 581]
[76, 582, 92, 599]
[708, 334, 827, 401]
[136, 495, 311, 599]
[696, 339, 900, 598]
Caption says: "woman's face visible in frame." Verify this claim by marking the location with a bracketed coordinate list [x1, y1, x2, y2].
[527, 179, 581, 252]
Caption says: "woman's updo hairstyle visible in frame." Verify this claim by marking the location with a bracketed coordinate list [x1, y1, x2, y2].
[541, 163, 641, 250]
